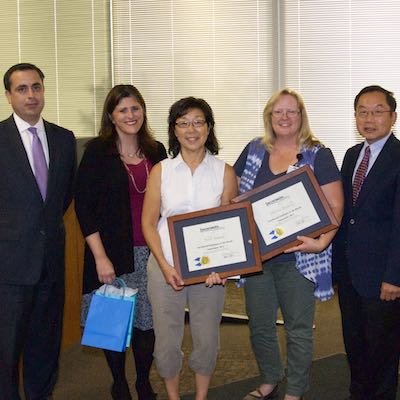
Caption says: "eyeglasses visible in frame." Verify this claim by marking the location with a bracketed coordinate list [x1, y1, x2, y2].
[175, 120, 207, 129]
[271, 109, 300, 118]
[356, 109, 392, 119]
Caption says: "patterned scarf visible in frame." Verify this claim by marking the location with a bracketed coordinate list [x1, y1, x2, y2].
[239, 137, 334, 301]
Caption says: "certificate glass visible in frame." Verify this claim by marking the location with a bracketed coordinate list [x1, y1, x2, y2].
[168, 202, 262, 285]
[233, 165, 338, 260]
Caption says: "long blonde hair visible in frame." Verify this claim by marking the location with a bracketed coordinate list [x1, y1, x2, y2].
[262, 88, 321, 150]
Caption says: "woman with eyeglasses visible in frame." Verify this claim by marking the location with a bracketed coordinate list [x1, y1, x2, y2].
[75, 85, 167, 400]
[235, 89, 343, 400]
[142, 97, 237, 400]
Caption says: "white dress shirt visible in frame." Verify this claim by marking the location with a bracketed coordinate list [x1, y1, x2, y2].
[352, 132, 391, 184]
[13, 112, 50, 174]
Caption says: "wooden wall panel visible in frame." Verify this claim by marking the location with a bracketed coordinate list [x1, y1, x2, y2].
[62, 202, 85, 349]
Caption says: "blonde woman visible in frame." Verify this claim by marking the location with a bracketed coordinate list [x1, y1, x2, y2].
[235, 89, 343, 400]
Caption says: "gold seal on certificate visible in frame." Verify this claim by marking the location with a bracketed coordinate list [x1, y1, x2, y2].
[232, 165, 338, 261]
[168, 202, 262, 285]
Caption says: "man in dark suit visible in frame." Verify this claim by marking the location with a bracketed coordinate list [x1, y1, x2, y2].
[0, 63, 76, 400]
[333, 85, 400, 400]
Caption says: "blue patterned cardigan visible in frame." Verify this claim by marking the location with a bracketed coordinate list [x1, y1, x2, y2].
[238, 137, 334, 301]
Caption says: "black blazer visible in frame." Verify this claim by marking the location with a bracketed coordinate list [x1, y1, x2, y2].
[75, 137, 167, 294]
[333, 133, 400, 298]
[0, 115, 76, 284]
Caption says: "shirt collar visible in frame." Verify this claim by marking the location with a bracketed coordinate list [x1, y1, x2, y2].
[13, 112, 45, 134]
[363, 131, 392, 157]
[172, 150, 211, 170]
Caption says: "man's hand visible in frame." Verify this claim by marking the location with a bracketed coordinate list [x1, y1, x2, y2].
[380, 282, 400, 301]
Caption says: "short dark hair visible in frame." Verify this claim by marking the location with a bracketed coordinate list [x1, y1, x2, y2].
[354, 85, 397, 112]
[98, 84, 157, 157]
[3, 63, 45, 91]
[168, 97, 219, 158]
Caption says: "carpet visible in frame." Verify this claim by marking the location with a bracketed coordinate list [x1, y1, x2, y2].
[181, 353, 400, 400]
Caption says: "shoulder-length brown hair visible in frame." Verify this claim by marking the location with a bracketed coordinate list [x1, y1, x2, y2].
[262, 88, 321, 150]
[167, 97, 219, 158]
[99, 84, 157, 157]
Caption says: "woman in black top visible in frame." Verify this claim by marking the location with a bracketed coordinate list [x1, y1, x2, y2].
[75, 84, 167, 400]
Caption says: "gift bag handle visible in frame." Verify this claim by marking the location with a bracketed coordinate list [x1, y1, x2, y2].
[102, 277, 127, 298]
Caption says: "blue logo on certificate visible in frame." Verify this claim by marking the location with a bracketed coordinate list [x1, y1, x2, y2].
[269, 227, 285, 241]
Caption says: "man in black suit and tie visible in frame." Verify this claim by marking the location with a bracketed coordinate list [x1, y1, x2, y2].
[333, 85, 400, 400]
[0, 63, 76, 400]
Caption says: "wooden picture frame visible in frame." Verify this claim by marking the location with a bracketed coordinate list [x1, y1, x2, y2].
[232, 165, 338, 261]
[167, 202, 262, 285]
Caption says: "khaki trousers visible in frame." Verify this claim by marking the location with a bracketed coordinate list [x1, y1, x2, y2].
[147, 254, 225, 379]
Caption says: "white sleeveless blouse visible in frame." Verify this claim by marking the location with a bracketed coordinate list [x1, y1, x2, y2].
[157, 151, 226, 266]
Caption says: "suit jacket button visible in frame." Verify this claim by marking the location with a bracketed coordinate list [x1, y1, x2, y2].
[349, 218, 355, 225]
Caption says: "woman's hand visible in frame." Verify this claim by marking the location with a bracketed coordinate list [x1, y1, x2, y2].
[84, 232, 116, 284]
[95, 256, 116, 284]
[162, 266, 185, 291]
[205, 272, 227, 287]
[285, 180, 343, 255]
[284, 234, 329, 254]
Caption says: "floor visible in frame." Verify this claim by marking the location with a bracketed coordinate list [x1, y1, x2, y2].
[55, 282, 345, 399]
[175, 283, 345, 395]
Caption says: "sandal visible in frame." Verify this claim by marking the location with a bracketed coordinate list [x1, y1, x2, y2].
[242, 385, 279, 400]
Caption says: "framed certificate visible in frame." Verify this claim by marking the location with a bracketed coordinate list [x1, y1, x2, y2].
[167, 202, 262, 285]
[232, 165, 339, 261]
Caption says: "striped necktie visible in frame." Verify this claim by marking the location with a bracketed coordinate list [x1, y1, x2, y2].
[352, 146, 370, 205]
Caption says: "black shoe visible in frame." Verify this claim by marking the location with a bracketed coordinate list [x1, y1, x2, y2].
[135, 380, 157, 400]
[111, 380, 132, 400]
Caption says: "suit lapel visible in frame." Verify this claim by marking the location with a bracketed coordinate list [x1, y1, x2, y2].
[44, 121, 59, 203]
[355, 134, 395, 208]
[344, 144, 362, 204]
[4, 116, 42, 195]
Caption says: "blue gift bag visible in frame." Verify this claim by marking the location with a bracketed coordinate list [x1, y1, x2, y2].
[99, 281, 137, 348]
[81, 279, 136, 352]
